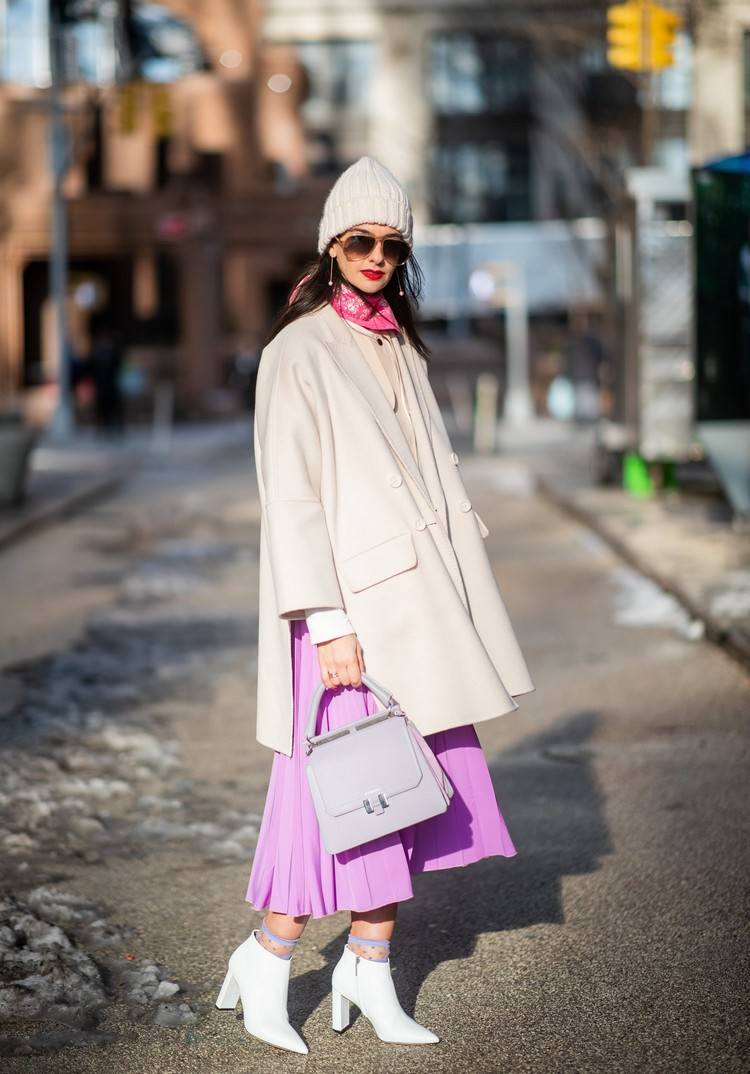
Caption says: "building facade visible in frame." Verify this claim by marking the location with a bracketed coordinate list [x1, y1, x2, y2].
[1, 0, 683, 417]
[0, 0, 330, 416]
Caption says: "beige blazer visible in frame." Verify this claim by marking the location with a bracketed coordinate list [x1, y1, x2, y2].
[253, 301, 535, 756]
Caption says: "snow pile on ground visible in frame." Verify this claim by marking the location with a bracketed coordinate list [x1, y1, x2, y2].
[0, 703, 260, 877]
[0, 896, 106, 1025]
[0, 504, 260, 1054]
[0, 602, 259, 884]
[609, 565, 705, 639]
[0, 886, 196, 1055]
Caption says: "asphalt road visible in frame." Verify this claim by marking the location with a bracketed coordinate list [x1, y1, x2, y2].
[0, 444, 747, 1074]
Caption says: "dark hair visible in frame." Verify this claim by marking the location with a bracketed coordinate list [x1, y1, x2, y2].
[262, 238, 432, 362]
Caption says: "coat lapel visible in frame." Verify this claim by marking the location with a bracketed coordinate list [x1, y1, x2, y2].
[318, 303, 434, 504]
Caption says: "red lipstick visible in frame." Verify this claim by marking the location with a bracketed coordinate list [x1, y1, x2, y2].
[361, 270, 384, 279]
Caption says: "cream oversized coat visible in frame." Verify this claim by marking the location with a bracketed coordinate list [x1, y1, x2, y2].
[253, 300, 534, 757]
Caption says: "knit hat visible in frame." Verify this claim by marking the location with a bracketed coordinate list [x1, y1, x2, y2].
[317, 155, 413, 255]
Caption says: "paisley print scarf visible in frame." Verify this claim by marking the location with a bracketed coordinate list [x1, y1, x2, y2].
[288, 273, 400, 332]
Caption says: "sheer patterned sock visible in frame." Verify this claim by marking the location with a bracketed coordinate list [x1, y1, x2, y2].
[256, 919, 301, 960]
[346, 932, 391, 963]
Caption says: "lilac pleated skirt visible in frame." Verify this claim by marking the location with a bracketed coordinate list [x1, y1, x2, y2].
[245, 618, 517, 919]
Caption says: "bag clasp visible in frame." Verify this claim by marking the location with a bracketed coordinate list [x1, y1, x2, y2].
[363, 790, 389, 815]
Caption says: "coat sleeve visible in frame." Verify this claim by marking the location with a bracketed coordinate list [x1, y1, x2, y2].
[254, 344, 345, 620]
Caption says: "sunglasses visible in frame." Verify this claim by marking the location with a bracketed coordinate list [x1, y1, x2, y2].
[337, 232, 411, 266]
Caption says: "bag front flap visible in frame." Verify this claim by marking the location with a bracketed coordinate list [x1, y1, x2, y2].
[306, 715, 424, 817]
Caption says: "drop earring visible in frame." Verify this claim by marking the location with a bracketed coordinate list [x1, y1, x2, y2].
[397, 267, 404, 296]
[328, 255, 334, 287]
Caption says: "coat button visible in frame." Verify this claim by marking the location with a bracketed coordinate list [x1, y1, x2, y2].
[377, 338, 384, 346]
[415, 516, 427, 530]
[388, 473, 403, 488]
[450, 452, 459, 464]
[459, 499, 472, 512]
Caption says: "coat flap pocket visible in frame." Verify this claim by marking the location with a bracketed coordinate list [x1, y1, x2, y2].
[341, 531, 417, 593]
[473, 510, 490, 539]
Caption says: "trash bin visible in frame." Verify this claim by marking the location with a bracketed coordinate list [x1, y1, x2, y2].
[0, 410, 38, 507]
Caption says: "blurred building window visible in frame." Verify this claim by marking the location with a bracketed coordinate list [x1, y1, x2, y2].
[428, 33, 531, 222]
[123, 3, 205, 84]
[428, 34, 530, 114]
[1, 0, 50, 86]
[429, 141, 530, 223]
[288, 38, 375, 171]
[296, 39, 373, 112]
[0, 0, 204, 87]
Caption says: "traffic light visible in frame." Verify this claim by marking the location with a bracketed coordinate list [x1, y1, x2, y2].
[607, 2, 682, 72]
[648, 5, 682, 69]
[607, 2, 645, 72]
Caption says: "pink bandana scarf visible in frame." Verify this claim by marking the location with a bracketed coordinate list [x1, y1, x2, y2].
[330, 281, 400, 332]
[288, 273, 400, 332]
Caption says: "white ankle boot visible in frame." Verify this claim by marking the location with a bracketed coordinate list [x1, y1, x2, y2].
[330, 944, 440, 1044]
[215, 929, 309, 1054]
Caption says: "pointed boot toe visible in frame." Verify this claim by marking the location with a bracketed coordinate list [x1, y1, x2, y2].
[330, 944, 440, 1045]
[216, 930, 309, 1054]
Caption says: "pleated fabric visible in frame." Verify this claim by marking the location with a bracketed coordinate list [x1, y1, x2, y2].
[245, 619, 517, 919]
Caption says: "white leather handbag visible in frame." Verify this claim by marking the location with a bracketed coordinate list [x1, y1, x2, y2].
[303, 672, 454, 855]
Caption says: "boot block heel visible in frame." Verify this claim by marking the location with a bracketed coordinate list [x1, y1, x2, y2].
[331, 988, 351, 1032]
[215, 968, 240, 1009]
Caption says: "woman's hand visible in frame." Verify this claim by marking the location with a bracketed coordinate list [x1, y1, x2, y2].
[317, 633, 365, 690]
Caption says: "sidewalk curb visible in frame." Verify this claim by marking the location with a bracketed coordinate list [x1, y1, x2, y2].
[535, 473, 750, 675]
[0, 471, 127, 552]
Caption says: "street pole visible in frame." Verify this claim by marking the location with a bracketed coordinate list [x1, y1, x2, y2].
[502, 264, 533, 425]
[473, 373, 499, 453]
[47, 3, 73, 441]
[470, 260, 534, 435]
[640, 65, 656, 166]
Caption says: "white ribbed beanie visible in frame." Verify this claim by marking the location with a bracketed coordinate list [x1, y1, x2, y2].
[317, 155, 413, 255]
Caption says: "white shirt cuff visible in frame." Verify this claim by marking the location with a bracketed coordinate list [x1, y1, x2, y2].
[305, 607, 355, 644]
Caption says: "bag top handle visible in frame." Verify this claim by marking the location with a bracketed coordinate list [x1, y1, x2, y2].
[304, 671, 399, 745]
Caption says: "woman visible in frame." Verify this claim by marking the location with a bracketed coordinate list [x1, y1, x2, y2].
[216, 156, 534, 1054]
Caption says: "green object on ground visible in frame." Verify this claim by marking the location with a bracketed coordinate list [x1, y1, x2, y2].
[622, 451, 653, 496]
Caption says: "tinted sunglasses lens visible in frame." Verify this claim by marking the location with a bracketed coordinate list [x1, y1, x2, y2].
[383, 239, 410, 265]
[342, 235, 375, 258]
